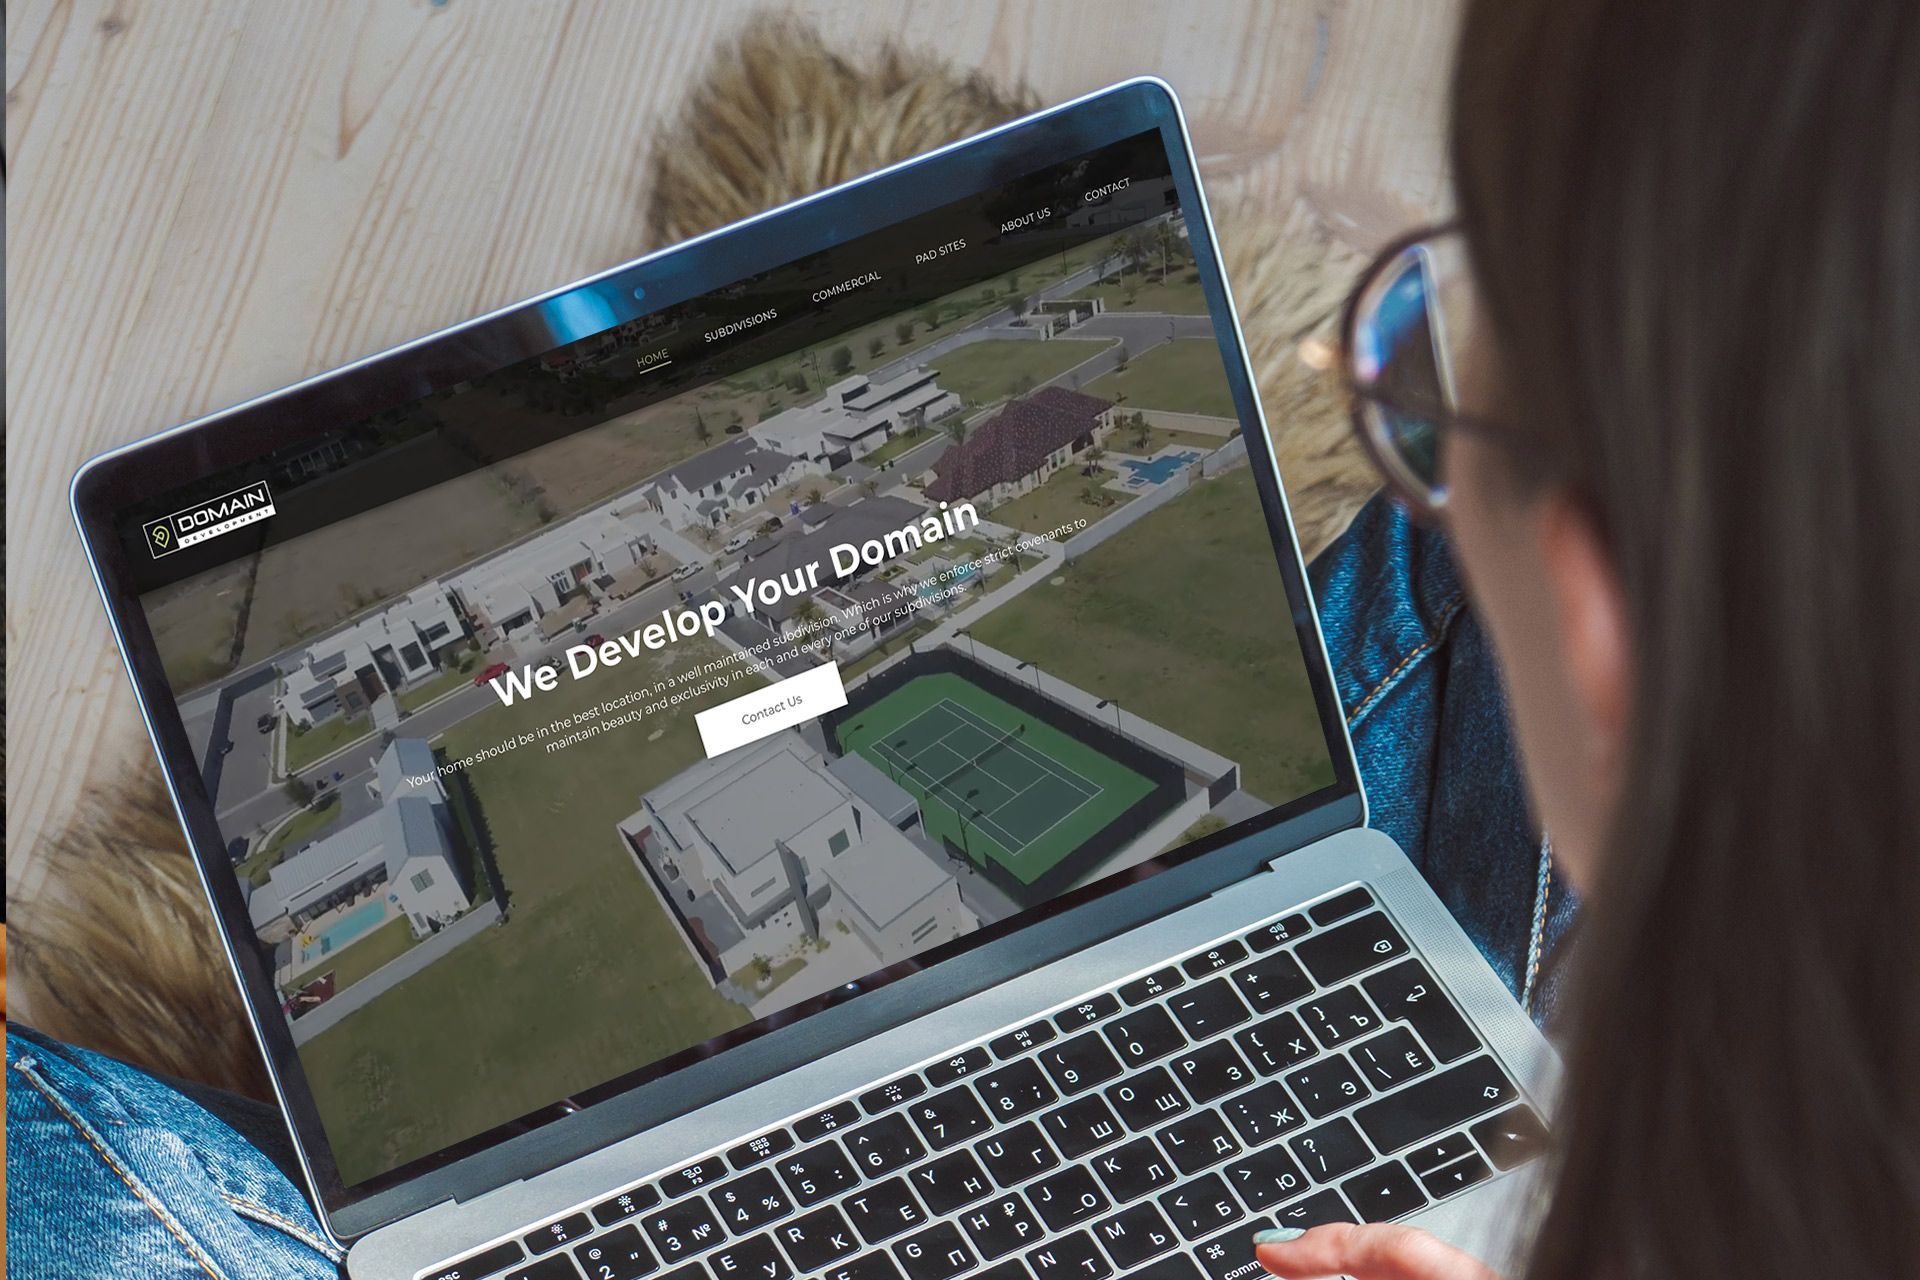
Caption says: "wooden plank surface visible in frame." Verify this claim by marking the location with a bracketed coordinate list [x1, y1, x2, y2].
[4, 0, 1455, 950]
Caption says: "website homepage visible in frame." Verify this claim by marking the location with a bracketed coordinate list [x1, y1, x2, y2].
[125, 132, 1335, 1187]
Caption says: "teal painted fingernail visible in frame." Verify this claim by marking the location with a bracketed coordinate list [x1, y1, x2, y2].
[1252, 1227, 1306, 1245]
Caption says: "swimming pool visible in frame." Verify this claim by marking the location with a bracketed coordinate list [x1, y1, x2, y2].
[302, 898, 390, 962]
[1119, 451, 1201, 485]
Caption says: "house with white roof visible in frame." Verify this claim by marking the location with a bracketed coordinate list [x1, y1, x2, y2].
[750, 365, 960, 468]
[616, 731, 971, 991]
[644, 436, 816, 532]
[279, 585, 467, 728]
[248, 738, 469, 943]
[446, 508, 660, 640]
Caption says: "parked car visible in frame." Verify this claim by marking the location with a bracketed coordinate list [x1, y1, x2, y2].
[255, 712, 273, 734]
[584, 634, 605, 648]
[474, 661, 510, 687]
[723, 530, 755, 553]
[760, 515, 784, 533]
[672, 562, 704, 582]
[226, 837, 249, 864]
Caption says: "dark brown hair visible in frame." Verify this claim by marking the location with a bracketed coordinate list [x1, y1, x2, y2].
[1448, 1, 1920, 1275]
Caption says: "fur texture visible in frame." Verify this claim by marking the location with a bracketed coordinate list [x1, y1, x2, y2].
[14, 15, 1373, 1095]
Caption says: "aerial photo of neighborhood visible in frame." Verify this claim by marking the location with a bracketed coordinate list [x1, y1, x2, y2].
[143, 209, 1335, 1185]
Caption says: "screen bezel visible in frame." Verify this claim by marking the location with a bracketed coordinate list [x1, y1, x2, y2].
[71, 77, 1364, 1240]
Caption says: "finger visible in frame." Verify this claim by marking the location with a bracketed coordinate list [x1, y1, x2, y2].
[1254, 1222, 1500, 1280]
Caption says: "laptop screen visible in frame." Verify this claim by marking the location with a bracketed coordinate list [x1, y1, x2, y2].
[111, 125, 1339, 1191]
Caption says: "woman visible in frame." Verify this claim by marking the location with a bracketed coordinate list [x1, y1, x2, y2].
[1255, 0, 1920, 1276]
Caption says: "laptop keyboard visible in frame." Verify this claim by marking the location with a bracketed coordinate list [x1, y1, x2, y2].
[427, 887, 1547, 1280]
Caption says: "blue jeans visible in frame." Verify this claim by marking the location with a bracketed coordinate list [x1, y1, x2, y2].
[5, 495, 1575, 1277]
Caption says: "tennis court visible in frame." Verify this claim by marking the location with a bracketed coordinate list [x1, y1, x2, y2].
[836, 671, 1156, 887]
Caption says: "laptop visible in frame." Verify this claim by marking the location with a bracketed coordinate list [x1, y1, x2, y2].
[73, 79, 1557, 1280]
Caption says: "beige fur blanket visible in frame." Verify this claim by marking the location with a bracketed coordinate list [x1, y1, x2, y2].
[11, 17, 1373, 1099]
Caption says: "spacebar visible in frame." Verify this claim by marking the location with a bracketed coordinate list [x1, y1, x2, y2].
[1354, 1056, 1518, 1154]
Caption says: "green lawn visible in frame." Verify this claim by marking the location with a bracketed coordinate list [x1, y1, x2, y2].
[284, 712, 371, 774]
[396, 663, 473, 713]
[863, 426, 935, 466]
[933, 339, 1112, 407]
[289, 916, 418, 996]
[970, 467, 1335, 807]
[1078, 268, 1210, 316]
[245, 793, 346, 885]
[295, 639, 766, 1185]
[985, 464, 1133, 536]
[1086, 339, 1238, 419]
[1111, 424, 1232, 456]
[839, 619, 940, 685]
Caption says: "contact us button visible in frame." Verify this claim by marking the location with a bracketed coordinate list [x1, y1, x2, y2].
[696, 662, 848, 758]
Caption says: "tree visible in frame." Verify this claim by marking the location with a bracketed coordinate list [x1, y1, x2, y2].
[1130, 411, 1153, 452]
[829, 345, 854, 376]
[1115, 342, 1131, 373]
[792, 599, 823, 629]
[862, 477, 880, 497]
[1083, 444, 1108, 475]
[696, 525, 721, 548]
[895, 318, 915, 346]
[918, 306, 940, 332]
[1010, 293, 1031, 321]
[784, 368, 808, 394]
[947, 417, 969, 444]
[867, 335, 886, 359]
[282, 775, 314, 809]
[1155, 220, 1175, 283]
[693, 405, 712, 443]
[804, 485, 826, 506]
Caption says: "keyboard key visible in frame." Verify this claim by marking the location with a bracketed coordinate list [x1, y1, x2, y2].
[1128, 1255, 1204, 1280]
[1037, 1032, 1124, 1095]
[909, 1149, 995, 1214]
[1340, 1162, 1427, 1222]
[1360, 960, 1481, 1063]
[1029, 1164, 1111, 1230]
[1234, 1013, 1318, 1077]
[511, 1257, 584, 1280]
[1156, 1172, 1244, 1239]
[892, 1222, 976, 1280]
[659, 1264, 709, 1280]
[1307, 887, 1375, 926]
[1228, 953, 1313, 1015]
[1243, 914, 1311, 953]
[1220, 1081, 1305, 1146]
[909, 1086, 994, 1151]
[710, 1169, 794, 1233]
[974, 1121, 1059, 1186]
[990, 1021, 1057, 1060]
[595, 1185, 665, 1227]
[1026, 1230, 1111, 1280]
[925, 1048, 992, 1087]
[1104, 1066, 1190, 1130]
[709, 1233, 791, 1280]
[1284, 1056, 1371, 1118]
[1354, 1056, 1518, 1155]
[1118, 966, 1185, 1005]
[1168, 980, 1251, 1040]
[1297, 987, 1382, 1049]
[1271, 1189, 1356, 1230]
[1168, 1042, 1256, 1105]
[1103, 1005, 1187, 1067]
[1041, 1095, 1126, 1160]
[976, 1262, 1034, 1280]
[844, 1177, 926, 1244]
[1181, 941, 1249, 978]
[1195, 1217, 1275, 1280]
[795, 1102, 861, 1141]
[426, 1241, 523, 1280]
[666, 1159, 728, 1198]
[1296, 914, 1407, 986]
[846, 1115, 927, 1178]
[776, 1206, 860, 1272]
[1221, 1145, 1310, 1211]
[727, 1131, 794, 1171]
[1417, 1152, 1492, 1199]
[974, 1059, 1058, 1123]
[526, 1213, 593, 1254]
[778, 1144, 860, 1206]
[824, 1252, 904, 1280]
[1404, 1133, 1477, 1176]
[861, 1075, 928, 1115]
[1089, 1135, 1178, 1202]
[644, 1197, 726, 1261]
[1469, 1104, 1550, 1170]
[1055, 993, 1122, 1031]
[1287, 1117, 1372, 1183]
[1158, 1110, 1242, 1175]
[1349, 1027, 1434, 1091]
[959, 1193, 1046, 1260]
[1089, 1201, 1179, 1269]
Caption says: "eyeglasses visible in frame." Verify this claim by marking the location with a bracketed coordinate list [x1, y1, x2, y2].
[1335, 222, 1523, 520]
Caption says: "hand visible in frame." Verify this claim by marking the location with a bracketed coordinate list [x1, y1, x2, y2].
[1254, 1223, 1500, 1280]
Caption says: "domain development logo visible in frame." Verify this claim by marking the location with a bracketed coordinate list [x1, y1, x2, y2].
[144, 480, 276, 558]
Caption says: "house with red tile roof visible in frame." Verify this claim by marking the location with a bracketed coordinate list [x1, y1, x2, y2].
[923, 386, 1116, 507]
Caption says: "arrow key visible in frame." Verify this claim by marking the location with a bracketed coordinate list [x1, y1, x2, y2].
[1338, 1162, 1427, 1223]
[1469, 1104, 1550, 1171]
[1415, 1152, 1492, 1200]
